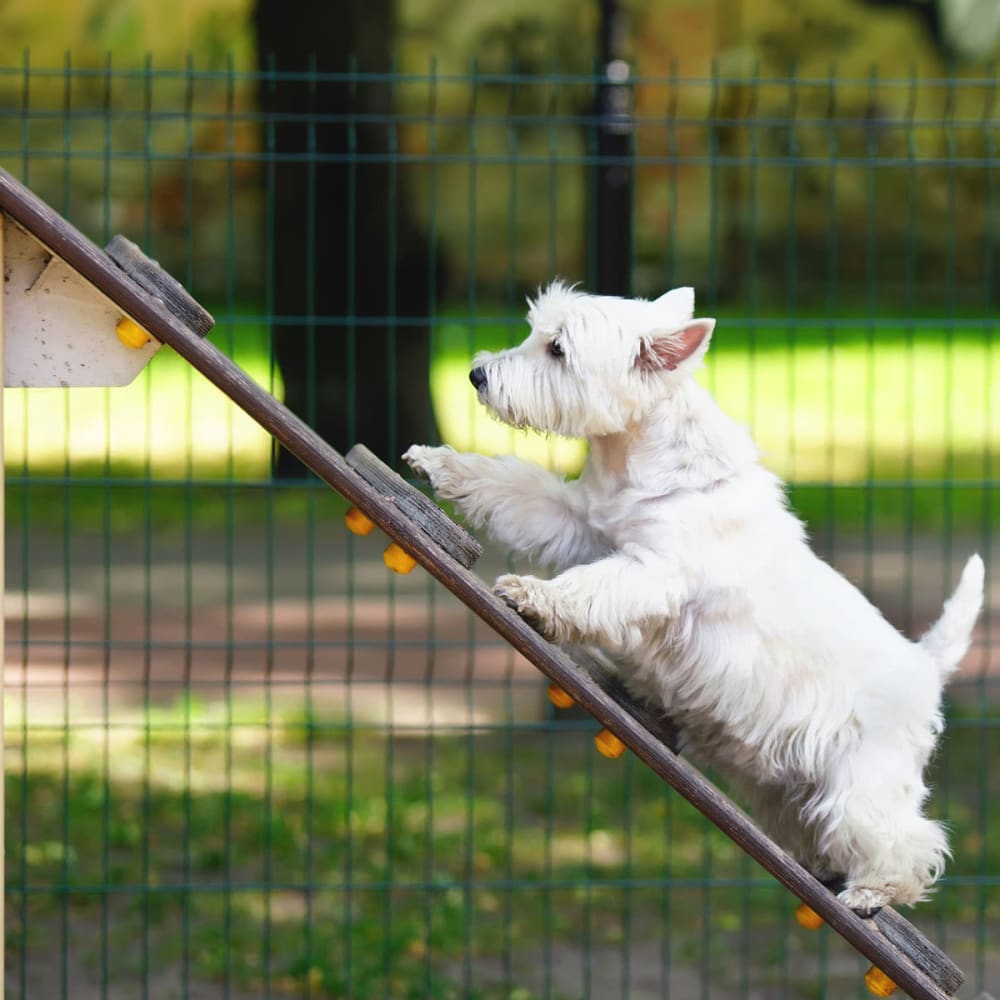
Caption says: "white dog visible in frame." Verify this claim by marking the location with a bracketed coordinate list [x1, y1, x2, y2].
[403, 280, 984, 912]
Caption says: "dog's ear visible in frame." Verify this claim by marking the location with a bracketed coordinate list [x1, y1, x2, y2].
[653, 286, 695, 321]
[636, 319, 716, 373]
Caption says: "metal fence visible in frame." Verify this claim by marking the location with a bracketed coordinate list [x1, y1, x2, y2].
[4, 61, 998, 999]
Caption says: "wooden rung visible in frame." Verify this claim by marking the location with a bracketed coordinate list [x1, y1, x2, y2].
[345, 443, 483, 569]
[105, 234, 215, 337]
[808, 878, 963, 995]
[868, 907, 963, 996]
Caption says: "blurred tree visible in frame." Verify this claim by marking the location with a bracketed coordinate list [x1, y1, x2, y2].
[859, 0, 1000, 59]
[255, 0, 441, 476]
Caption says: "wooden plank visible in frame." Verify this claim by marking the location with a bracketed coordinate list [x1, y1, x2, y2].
[0, 166, 963, 1000]
[345, 443, 482, 568]
[104, 235, 215, 337]
[561, 646, 681, 753]
[870, 908, 964, 996]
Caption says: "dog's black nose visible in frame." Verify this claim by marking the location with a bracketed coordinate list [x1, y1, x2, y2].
[469, 367, 488, 391]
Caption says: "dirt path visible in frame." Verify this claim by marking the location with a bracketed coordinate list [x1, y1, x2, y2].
[6, 525, 999, 727]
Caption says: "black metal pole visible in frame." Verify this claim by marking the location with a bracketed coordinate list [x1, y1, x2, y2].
[592, 0, 634, 295]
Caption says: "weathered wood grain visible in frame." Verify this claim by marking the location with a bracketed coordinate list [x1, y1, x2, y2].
[104, 234, 215, 337]
[345, 443, 482, 569]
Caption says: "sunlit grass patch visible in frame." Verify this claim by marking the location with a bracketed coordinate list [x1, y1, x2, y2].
[4, 317, 279, 478]
[433, 315, 999, 485]
[702, 326, 999, 483]
[7, 694, 997, 996]
[5, 307, 997, 532]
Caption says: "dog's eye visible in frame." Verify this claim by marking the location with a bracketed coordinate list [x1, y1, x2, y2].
[548, 339, 565, 359]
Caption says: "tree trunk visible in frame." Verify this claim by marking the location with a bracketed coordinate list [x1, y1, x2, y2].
[255, 0, 441, 477]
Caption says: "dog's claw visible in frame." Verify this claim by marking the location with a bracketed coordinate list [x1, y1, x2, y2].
[837, 884, 893, 915]
[401, 445, 428, 478]
[494, 574, 555, 639]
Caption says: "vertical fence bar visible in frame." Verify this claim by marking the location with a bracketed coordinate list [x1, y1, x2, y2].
[903, 66, 919, 640]
[181, 53, 197, 1000]
[100, 51, 113, 1000]
[977, 63, 997, 993]
[592, 0, 633, 295]
[59, 51, 73, 1000]
[422, 57, 440, 1000]
[15, 50, 30, 1000]
[342, 53, 358, 1000]
[823, 65, 839, 567]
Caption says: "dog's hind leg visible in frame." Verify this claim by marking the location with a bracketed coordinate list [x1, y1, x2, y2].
[737, 782, 839, 881]
[817, 744, 948, 912]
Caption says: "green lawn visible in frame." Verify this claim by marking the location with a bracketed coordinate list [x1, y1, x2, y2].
[6, 307, 996, 534]
[7, 697, 998, 998]
[432, 313, 1000, 480]
[8, 308, 997, 485]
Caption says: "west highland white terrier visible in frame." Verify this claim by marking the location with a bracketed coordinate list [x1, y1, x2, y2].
[403, 281, 984, 912]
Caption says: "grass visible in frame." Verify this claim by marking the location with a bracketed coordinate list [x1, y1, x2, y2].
[432, 311, 1000, 480]
[6, 304, 998, 533]
[4, 312, 278, 481]
[6, 695, 999, 998]
[432, 310, 1000, 535]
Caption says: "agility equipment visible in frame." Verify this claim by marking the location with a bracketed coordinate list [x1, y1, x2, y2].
[0, 166, 966, 1000]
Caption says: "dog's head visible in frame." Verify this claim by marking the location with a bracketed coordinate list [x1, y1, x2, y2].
[469, 280, 716, 437]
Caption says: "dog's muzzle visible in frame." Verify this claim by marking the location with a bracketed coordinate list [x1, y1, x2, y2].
[469, 366, 488, 391]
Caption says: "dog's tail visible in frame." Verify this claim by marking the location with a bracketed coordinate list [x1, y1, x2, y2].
[919, 554, 985, 679]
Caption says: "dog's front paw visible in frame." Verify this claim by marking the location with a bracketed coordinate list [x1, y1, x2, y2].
[494, 574, 559, 641]
[403, 444, 448, 481]
[402, 444, 463, 496]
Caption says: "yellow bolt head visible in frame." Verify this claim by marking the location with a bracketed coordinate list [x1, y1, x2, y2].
[384, 543, 417, 574]
[115, 316, 153, 349]
[595, 728, 627, 759]
[794, 903, 824, 930]
[344, 507, 376, 536]
[864, 966, 897, 997]
[547, 684, 575, 709]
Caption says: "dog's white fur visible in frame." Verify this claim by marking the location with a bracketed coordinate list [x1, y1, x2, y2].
[403, 280, 984, 911]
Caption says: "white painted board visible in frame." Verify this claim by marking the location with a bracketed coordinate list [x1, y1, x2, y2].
[3, 218, 159, 387]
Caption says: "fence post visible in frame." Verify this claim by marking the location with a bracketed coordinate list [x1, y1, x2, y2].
[592, 0, 634, 295]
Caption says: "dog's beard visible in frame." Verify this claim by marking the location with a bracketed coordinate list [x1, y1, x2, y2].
[480, 396, 535, 433]
[475, 353, 638, 439]
[477, 360, 565, 436]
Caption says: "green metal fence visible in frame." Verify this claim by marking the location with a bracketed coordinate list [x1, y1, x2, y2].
[4, 60, 998, 999]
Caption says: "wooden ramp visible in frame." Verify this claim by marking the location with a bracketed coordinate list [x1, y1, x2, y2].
[0, 165, 967, 1000]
